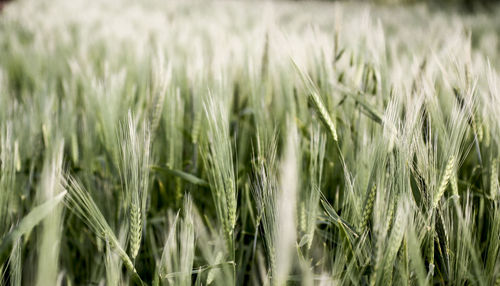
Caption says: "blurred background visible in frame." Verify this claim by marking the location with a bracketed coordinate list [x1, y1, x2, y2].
[366, 0, 499, 11]
[1, 0, 500, 12]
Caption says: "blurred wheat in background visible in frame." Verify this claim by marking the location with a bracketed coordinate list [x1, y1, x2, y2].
[0, 0, 500, 285]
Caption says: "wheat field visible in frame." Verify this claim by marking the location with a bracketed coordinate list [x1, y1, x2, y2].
[1, 0, 500, 285]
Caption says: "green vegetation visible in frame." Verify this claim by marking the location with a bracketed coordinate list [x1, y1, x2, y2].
[1, 0, 500, 285]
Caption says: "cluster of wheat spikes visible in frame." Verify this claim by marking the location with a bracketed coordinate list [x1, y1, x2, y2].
[1, 0, 500, 285]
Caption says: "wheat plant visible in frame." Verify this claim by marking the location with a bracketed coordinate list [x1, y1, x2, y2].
[0, 0, 500, 285]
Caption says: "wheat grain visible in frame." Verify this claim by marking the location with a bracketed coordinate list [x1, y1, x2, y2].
[360, 184, 377, 232]
[490, 158, 499, 199]
[433, 156, 455, 208]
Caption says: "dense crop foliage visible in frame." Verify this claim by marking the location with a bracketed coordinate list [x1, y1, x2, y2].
[1, 1, 500, 285]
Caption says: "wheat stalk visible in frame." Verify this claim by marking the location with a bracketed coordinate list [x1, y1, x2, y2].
[117, 112, 151, 260]
[64, 176, 143, 284]
[490, 157, 499, 199]
[292, 60, 338, 142]
[360, 184, 377, 232]
[433, 156, 455, 208]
